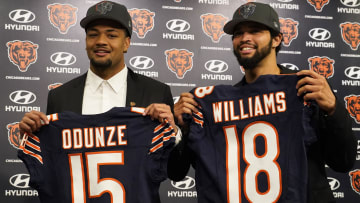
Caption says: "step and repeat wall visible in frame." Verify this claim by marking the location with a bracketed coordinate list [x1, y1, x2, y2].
[1, 0, 360, 202]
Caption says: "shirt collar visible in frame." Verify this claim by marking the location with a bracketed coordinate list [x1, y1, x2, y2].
[85, 66, 128, 93]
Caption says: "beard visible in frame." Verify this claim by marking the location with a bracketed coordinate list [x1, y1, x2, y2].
[90, 58, 112, 70]
[233, 39, 272, 70]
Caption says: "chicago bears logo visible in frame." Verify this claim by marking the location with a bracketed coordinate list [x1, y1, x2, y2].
[48, 83, 63, 90]
[279, 18, 298, 47]
[165, 48, 194, 79]
[307, 0, 330, 12]
[128, 8, 155, 39]
[7, 122, 21, 149]
[349, 169, 360, 195]
[344, 95, 360, 124]
[200, 13, 228, 43]
[47, 3, 78, 34]
[340, 22, 360, 51]
[7, 40, 38, 72]
[308, 56, 335, 79]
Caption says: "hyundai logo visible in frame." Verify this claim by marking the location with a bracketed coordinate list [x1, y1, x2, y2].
[171, 176, 196, 190]
[50, 52, 76, 66]
[9, 9, 35, 23]
[9, 174, 30, 189]
[341, 0, 360, 7]
[277, 0, 293, 2]
[345, 66, 360, 80]
[281, 63, 299, 71]
[9, 90, 36, 105]
[205, 60, 228, 73]
[166, 19, 190, 33]
[309, 28, 331, 41]
[327, 177, 340, 191]
[129, 56, 154, 70]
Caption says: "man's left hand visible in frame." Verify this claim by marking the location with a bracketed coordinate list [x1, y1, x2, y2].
[144, 103, 178, 133]
[296, 70, 336, 115]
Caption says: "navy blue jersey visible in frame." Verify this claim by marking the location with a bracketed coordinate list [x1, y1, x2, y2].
[18, 107, 176, 203]
[187, 74, 317, 203]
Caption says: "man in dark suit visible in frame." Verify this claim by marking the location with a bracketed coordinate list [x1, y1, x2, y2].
[20, 1, 177, 136]
[168, 2, 356, 203]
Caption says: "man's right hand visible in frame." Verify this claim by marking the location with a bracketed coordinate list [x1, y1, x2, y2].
[19, 111, 49, 136]
[174, 92, 199, 126]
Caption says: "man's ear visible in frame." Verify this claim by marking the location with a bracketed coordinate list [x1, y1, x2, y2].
[272, 33, 282, 48]
[123, 36, 131, 53]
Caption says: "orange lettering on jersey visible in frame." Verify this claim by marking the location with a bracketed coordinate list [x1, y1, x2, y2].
[263, 93, 276, 115]
[84, 128, 94, 148]
[229, 101, 240, 121]
[61, 125, 128, 150]
[213, 102, 223, 123]
[239, 99, 249, 120]
[275, 92, 287, 112]
[211, 91, 288, 124]
[117, 125, 127, 145]
[254, 96, 264, 117]
[106, 126, 116, 147]
[224, 101, 229, 122]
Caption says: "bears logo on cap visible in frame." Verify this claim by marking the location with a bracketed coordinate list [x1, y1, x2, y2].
[96, 1, 113, 14]
[239, 3, 256, 19]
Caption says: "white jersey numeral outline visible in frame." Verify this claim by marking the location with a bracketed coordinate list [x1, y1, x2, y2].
[224, 122, 282, 203]
[69, 151, 126, 203]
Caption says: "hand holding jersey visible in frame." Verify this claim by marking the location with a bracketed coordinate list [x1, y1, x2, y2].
[296, 70, 336, 116]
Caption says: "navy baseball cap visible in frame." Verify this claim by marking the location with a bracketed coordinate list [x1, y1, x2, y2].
[224, 2, 280, 35]
[80, 1, 132, 37]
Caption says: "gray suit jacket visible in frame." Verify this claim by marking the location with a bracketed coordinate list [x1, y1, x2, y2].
[46, 68, 174, 114]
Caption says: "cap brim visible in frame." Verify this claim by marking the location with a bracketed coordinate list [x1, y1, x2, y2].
[224, 19, 279, 35]
[80, 15, 123, 29]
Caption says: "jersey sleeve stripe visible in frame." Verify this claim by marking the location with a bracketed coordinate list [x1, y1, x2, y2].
[22, 148, 43, 164]
[25, 141, 41, 152]
[154, 123, 166, 133]
[149, 142, 163, 153]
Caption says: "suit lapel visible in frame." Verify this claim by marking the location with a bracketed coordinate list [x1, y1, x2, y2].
[126, 68, 144, 107]
[69, 74, 86, 114]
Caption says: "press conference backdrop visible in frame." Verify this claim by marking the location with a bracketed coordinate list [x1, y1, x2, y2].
[1, 0, 360, 202]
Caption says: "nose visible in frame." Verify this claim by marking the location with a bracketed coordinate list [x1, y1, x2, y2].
[240, 32, 252, 42]
[95, 33, 108, 46]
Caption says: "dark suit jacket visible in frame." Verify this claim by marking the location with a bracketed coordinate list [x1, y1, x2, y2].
[46, 68, 174, 114]
[167, 65, 357, 203]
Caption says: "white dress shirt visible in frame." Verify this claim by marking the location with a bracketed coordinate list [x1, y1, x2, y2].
[81, 66, 181, 143]
[82, 67, 128, 115]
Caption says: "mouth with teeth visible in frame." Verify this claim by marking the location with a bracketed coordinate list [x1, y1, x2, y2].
[239, 46, 256, 55]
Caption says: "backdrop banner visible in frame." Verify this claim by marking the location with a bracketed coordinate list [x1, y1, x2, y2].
[1, 0, 359, 202]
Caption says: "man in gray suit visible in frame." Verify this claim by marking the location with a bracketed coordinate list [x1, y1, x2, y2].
[19, 1, 177, 135]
